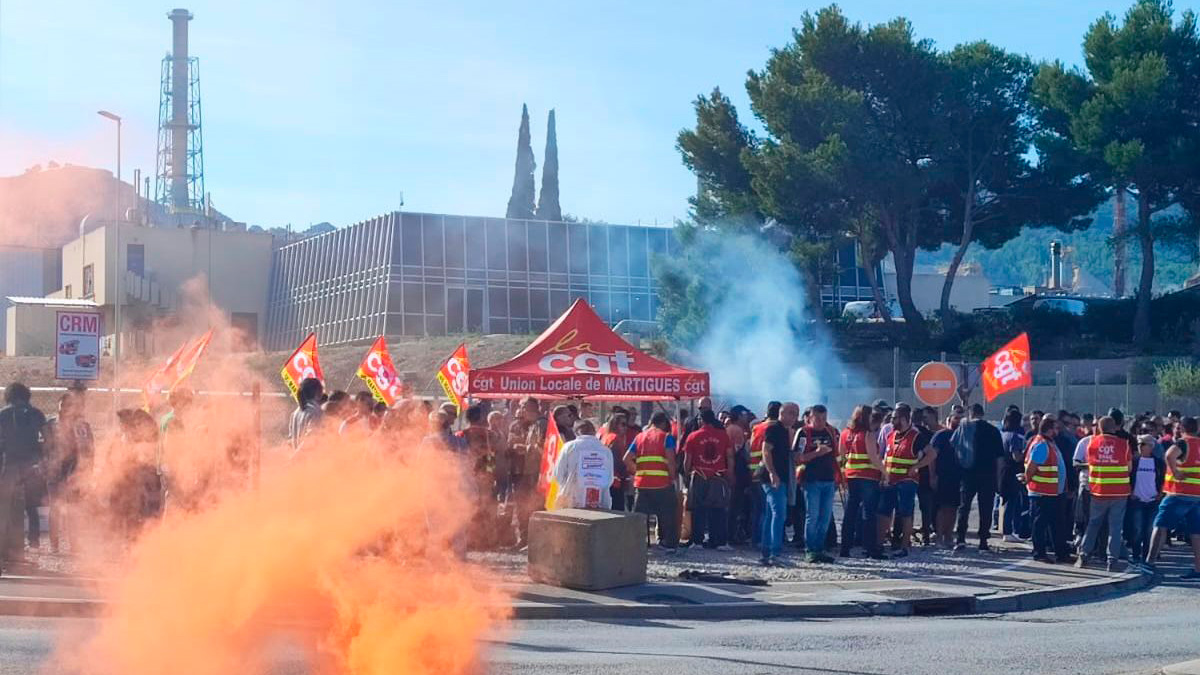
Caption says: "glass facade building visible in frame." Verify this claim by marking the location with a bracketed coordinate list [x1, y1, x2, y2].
[264, 212, 679, 350]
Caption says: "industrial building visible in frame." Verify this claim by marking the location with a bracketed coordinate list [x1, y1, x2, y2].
[263, 210, 887, 351]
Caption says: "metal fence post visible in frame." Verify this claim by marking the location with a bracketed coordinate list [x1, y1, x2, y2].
[892, 347, 900, 404]
[1062, 364, 1069, 413]
[1125, 367, 1132, 412]
[1093, 368, 1100, 416]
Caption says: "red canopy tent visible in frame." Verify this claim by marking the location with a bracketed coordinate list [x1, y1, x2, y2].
[469, 299, 709, 401]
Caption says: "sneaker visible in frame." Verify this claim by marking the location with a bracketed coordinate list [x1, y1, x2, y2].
[953, 543, 967, 552]
[1075, 555, 1088, 569]
[806, 553, 821, 563]
[816, 553, 837, 564]
[839, 548, 852, 558]
[760, 557, 773, 567]
[664, 547, 679, 556]
[1138, 562, 1158, 576]
[1106, 560, 1123, 573]
[715, 544, 735, 552]
[868, 550, 888, 561]
[1179, 570, 1200, 581]
[1033, 554, 1053, 564]
[1003, 534, 1021, 543]
[979, 541, 991, 552]
[893, 548, 909, 558]
[1055, 555, 1077, 565]
[768, 556, 787, 567]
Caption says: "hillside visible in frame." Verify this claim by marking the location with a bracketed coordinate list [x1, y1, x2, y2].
[920, 195, 1197, 293]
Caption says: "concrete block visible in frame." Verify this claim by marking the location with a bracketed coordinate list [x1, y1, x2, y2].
[527, 508, 648, 590]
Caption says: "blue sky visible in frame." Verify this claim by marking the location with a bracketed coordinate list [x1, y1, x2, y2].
[1, 1, 1188, 230]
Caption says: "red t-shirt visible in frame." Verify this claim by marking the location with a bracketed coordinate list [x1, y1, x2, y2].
[684, 425, 733, 478]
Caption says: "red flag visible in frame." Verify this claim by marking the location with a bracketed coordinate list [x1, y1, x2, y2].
[981, 333, 1033, 402]
[538, 412, 565, 506]
[356, 336, 405, 406]
[434, 343, 470, 413]
[142, 330, 214, 410]
[281, 333, 324, 399]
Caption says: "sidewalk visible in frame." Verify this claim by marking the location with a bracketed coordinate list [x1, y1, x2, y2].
[0, 538, 1158, 621]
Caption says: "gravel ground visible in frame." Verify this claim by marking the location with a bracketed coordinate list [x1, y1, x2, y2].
[470, 536, 1030, 583]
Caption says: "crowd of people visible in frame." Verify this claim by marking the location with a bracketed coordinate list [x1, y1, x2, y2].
[289, 378, 1200, 578]
[1, 372, 1196, 583]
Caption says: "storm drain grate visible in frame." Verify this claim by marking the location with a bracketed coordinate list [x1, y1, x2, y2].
[634, 594, 702, 605]
[876, 588, 975, 616]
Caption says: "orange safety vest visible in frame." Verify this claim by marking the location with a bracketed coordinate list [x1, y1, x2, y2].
[1165, 436, 1200, 497]
[1086, 433, 1132, 498]
[1024, 435, 1060, 496]
[841, 428, 880, 481]
[633, 428, 672, 490]
[884, 428, 920, 484]
[749, 420, 769, 474]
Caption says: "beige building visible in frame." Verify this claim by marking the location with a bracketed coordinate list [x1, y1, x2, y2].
[7, 222, 273, 357]
[883, 258, 995, 315]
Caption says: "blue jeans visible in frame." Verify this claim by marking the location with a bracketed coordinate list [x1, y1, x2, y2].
[804, 481, 835, 556]
[760, 483, 788, 560]
[1127, 499, 1158, 562]
[1002, 482, 1030, 538]
[843, 478, 881, 553]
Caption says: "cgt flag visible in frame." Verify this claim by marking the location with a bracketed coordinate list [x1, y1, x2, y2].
[142, 330, 214, 410]
[356, 336, 405, 406]
[539, 412, 565, 509]
[981, 332, 1033, 402]
[281, 333, 324, 399]
[435, 343, 470, 413]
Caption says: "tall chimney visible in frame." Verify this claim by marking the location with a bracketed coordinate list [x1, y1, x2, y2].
[1049, 240, 1063, 290]
[168, 9, 192, 210]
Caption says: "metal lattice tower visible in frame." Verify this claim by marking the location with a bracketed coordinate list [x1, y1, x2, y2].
[154, 9, 206, 215]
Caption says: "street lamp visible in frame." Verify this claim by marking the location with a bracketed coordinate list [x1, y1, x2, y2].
[97, 110, 122, 410]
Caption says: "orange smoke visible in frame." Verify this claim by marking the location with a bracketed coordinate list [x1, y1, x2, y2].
[50, 286, 510, 675]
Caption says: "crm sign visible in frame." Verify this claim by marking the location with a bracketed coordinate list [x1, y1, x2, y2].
[55, 310, 102, 381]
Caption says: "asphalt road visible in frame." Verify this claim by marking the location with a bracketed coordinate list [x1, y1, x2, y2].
[2, 579, 1198, 675]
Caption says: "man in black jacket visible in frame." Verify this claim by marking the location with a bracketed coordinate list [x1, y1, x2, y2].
[955, 404, 1005, 552]
[0, 383, 47, 565]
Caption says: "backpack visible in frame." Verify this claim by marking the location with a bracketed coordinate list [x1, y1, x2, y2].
[951, 420, 977, 471]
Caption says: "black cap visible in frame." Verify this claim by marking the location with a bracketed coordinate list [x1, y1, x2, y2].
[1108, 407, 1125, 425]
[729, 404, 753, 418]
[873, 399, 892, 410]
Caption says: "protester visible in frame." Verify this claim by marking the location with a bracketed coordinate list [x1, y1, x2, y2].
[288, 378, 325, 454]
[756, 402, 797, 566]
[1141, 416, 1200, 579]
[624, 412, 679, 552]
[44, 393, 93, 554]
[1127, 433, 1165, 564]
[839, 404, 884, 559]
[110, 409, 164, 543]
[683, 408, 735, 551]
[745, 404, 774, 547]
[509, 397, 542, 549]
[877, 404, 934, 558]
[726, 405, 752, 544]
[1076, 416, 1134, 571]
[550, 419, 614, 510]
[1025, 416, 1073, 563]
[338, 392, 376, 436]
[999, 408, 1030, 541]
[0, 383, 46, 563]
[794, 404, 838, 563]
[930, 411, 964, 548]
[601, 412, 630, 511]
[488, 410, 513, 503]
[955, 404, 1004, 552]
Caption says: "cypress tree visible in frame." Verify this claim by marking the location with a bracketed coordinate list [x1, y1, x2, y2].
[506, 104, 537, 219]
[535, 109, 562, 221]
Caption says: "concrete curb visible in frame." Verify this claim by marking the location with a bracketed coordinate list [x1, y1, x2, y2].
[0, 570, 1151, 622]
[508, 570, 1151, 620]
[1163, 658, 1200, 675]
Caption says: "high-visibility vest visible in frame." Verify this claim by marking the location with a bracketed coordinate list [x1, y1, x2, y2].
[1024, 435, 1060, 496]
[633, 428, 672, 490]
[841, 428, 880, 481]
[884, 428, 920, 483]
[1165, 436, 1200, 497]
[749, 421, 769, 474]
[1086, 433, 1132, 498]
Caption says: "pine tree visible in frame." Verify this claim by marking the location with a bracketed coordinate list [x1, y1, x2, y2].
[506, 104, 537, 219]
[536, 109, 562, 221]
